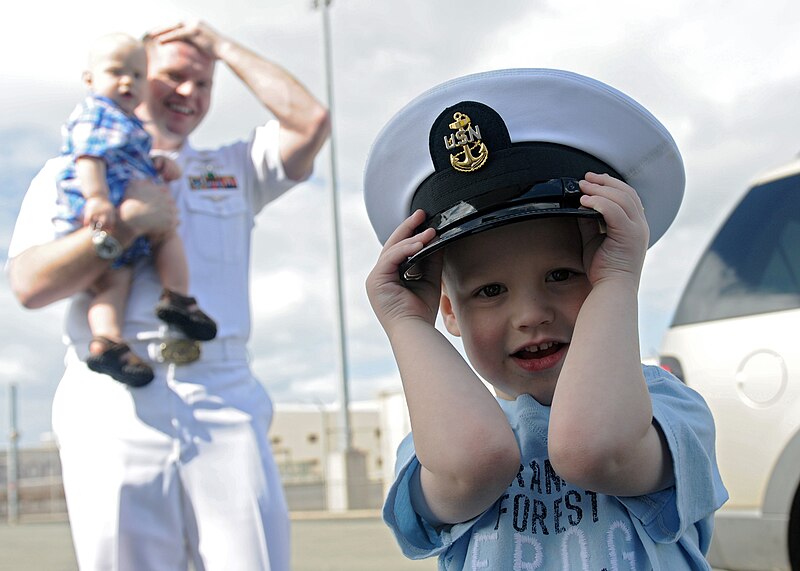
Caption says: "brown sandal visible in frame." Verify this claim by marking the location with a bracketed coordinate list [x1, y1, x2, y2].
[155, 289, 217, 341]
[86, 337, 154, 387]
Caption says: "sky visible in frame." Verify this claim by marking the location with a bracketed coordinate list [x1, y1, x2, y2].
[2, 0, 799, 446]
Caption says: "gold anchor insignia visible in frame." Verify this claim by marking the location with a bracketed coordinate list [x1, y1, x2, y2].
[443, 112, 488, 173]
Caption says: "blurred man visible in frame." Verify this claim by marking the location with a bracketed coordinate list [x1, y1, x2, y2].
[8, 20, 329, 570]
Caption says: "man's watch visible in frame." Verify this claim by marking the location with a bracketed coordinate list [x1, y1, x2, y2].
[91, 227, 123, 260]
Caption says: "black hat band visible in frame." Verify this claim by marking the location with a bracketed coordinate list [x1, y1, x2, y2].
[410, 141, 623, 232]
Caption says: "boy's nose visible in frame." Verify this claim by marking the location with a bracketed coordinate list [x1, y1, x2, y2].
[511, 294, 555, 329]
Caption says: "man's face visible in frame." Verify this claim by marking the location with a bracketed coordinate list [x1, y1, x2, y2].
[140, 41, 214, 148]
[440, 218, 592, 404]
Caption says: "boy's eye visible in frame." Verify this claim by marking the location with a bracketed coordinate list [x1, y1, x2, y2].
[547, 269, 576, 282]
[477, 284, 506, 298]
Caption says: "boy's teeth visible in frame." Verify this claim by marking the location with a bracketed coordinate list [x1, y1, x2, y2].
[526, 342, 553, 352]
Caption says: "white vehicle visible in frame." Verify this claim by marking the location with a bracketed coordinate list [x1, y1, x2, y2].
[659, 158, 800, 570]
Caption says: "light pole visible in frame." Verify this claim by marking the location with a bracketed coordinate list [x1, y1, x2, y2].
[312, 0, 371, 511]
[313, 0, 352, 454]
[7, 383, 20, 523]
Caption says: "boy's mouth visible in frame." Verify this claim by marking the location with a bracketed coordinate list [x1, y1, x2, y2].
[510, 341, 567, 372]
[512, 341, 563, 360]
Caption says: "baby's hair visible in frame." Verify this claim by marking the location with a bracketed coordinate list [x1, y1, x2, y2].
[87, 33, 144, 69]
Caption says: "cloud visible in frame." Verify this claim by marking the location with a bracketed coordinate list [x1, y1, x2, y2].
[3, 0, 800, 443]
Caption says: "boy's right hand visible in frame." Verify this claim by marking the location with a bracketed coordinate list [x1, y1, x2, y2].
[83, 196, 116, 229]
[366, 209, 441, 332]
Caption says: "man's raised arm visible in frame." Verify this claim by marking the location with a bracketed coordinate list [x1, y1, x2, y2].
[150, 20, 331, 181]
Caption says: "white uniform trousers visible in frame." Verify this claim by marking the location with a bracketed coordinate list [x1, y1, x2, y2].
[52, 346, 289, 571]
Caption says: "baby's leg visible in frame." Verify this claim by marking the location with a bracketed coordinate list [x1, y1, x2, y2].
[85, 267, 154, 386]
[153, 230, 189, 295]
[152, 231, 217, 341]
[88, 267, 133, 345]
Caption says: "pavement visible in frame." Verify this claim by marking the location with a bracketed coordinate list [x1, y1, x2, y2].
[0, 511, 435, 571]
[0, 512, 731, 570]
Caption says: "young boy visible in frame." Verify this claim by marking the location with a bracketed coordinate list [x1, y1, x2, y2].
[364, 69, 728, 569]
[54, 33, 216, 387]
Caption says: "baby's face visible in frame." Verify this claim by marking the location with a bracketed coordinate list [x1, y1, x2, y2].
[440, 217, 591, 404]
[87, 43, 147, 115]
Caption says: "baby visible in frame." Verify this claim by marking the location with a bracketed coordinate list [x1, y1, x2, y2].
[54, 33, 216, 387]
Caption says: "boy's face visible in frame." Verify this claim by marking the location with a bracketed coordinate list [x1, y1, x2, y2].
[440, 217, 591, 404]
[85, 43, 147, 115]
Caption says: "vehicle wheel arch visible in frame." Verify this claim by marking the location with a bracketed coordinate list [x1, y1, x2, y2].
[762, 428, 800, 570]
[764, 428, 800, 516]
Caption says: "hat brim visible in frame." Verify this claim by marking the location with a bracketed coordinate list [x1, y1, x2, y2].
[400, 204, 602, 280]
[364, 68, 685, 252]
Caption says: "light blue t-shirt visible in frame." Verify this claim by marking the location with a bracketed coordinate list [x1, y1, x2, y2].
[383, 365, 728, 570]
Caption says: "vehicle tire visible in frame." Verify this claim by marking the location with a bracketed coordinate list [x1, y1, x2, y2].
[791, 485, 800, 570]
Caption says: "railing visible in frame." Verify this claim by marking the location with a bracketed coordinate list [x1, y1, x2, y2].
[1, 453, 383, 520]
[0, 475, 67, 520]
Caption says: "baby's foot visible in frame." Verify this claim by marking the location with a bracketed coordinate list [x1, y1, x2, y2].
[155, 289, 217, 341]
[86, 337, 154, 387]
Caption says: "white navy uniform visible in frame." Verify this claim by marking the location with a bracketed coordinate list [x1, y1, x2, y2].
[8, 120, 298, 571]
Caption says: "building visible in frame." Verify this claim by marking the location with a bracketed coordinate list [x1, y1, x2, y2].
[1, 392, 413, 519]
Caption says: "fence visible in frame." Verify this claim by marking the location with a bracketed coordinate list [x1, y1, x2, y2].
[0, 445, 66, 520]
[0, 443, 385, 521]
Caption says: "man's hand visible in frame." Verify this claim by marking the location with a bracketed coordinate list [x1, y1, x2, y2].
[147, 20, 226, 60]
[116, 178, 178, 244]
[83, 196, 116, 229]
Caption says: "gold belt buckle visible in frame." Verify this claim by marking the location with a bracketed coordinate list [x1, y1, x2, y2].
[159, 339, 201, 364]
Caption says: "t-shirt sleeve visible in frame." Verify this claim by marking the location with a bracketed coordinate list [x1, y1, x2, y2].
[7, 159, 63, 262]
[382, 433, 483, 560]
[617, 365, 728, 550]
[244, 120, 304, 214]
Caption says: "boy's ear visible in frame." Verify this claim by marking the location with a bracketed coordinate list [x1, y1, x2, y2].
[439, 291, 462, 337]
[81, 70, 93, 88]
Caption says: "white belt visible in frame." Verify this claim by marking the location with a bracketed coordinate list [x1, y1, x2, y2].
[70, 335, 249, 365]
[67, 337, 249, 365]
[140, 337, 249, 364]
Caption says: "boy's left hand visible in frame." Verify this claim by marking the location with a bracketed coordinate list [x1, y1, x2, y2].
[577, 172, 650, 287]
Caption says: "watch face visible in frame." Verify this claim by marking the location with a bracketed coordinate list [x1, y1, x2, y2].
[93, 230, 122, 260]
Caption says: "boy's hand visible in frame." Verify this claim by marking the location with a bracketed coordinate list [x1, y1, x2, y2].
[83, 196, 116, 229]
[577, 172, 649, 287]
[152, 155, 182, 182]
[366, 209, 441, 332]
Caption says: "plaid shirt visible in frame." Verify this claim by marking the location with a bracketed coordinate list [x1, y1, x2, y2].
[58, 94, 157, 203]
[55, 95, 158, 264]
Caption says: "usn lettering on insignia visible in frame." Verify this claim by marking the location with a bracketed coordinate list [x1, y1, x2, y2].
[444, 112, 488, 173]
